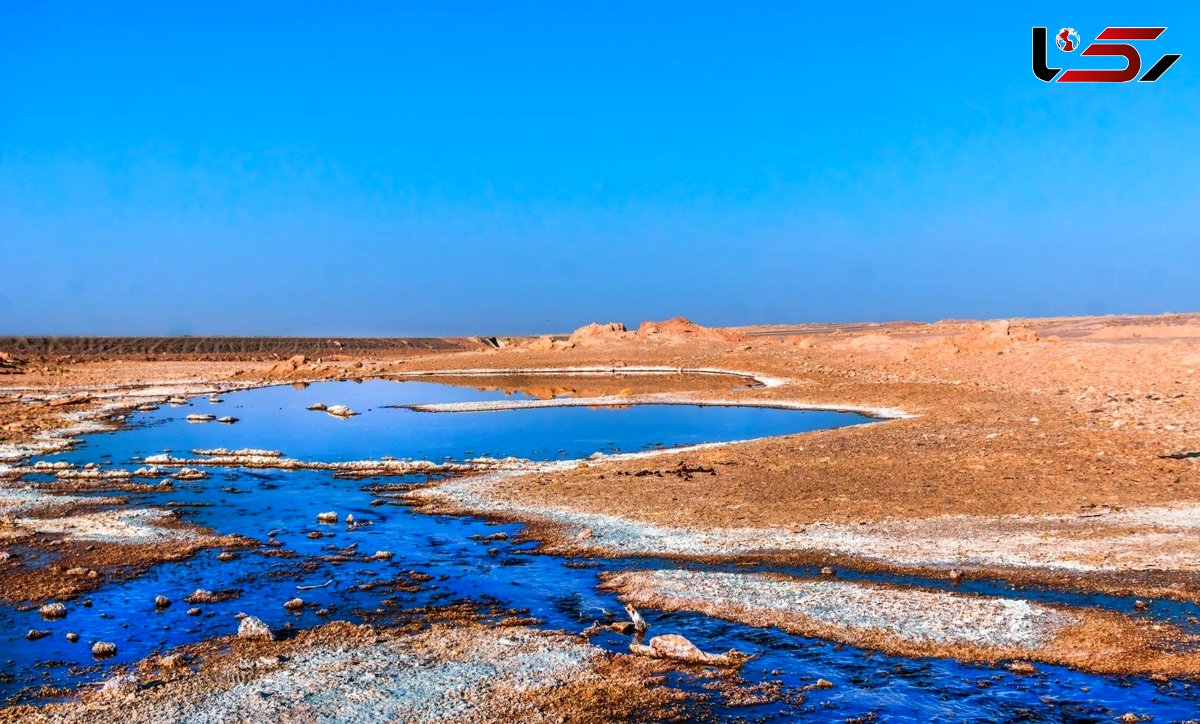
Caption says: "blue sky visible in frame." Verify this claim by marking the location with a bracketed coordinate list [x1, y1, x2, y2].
[2, 2, 1197, 335]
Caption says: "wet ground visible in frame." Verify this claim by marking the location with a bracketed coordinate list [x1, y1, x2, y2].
[3, 379, 1199, 721]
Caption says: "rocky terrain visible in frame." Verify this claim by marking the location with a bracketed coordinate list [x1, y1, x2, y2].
[2, 313, 1199, 719]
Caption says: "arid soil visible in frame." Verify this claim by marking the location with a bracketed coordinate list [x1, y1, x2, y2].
[3, 313, 1200, 714]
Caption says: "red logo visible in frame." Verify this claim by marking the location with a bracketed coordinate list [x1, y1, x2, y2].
[1056, 28, 1080, 52]
[1033, 26, 1181, 82]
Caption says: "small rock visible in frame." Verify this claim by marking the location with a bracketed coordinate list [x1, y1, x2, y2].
[316, 511, 338, 523]
[345, 514, 356, 526]
[185, 589, 220, 604]
[217, 552, 235, 562]
[370, 550, 393, 561]
[1134, 600, 1150, 611]
[820, 566, 835, 576]
[283, 597, 304, 611]
[155, 595, 171, 609]
[307, 403, 327, 411]
[630, 634, 747, 667]
[237, 616, 274, 641]
[66, 632, 80, 642]
[324, 404, 357, 417]
[814, 678, 834, 689]
[1008, 661, 1037, 675]
[91, 641, 118, 658]
[217, 416, 239, 424]
[99, 674, 138, 697]
[949, 569, 963, 584]
[159, 654, 186, 669]
[186, 607, 201, 616]
[186, 414, 216, 423]
[39, 602, 67, 620]
[307, 531, 323, 539]
[26, 629, 50, 641]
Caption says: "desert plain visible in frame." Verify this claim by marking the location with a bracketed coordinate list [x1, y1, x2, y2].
[2, 313, 1199, 720]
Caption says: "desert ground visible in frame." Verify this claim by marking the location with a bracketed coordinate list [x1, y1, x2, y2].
[2, 313, 1199, 719]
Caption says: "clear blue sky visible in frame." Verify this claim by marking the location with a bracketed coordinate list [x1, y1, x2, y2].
[2, 2, 1197, 335]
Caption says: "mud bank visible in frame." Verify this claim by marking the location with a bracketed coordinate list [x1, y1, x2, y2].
[410, 451, 1200, 601]
[396, 392, 911, 419]
[605, 570, 1200, 679]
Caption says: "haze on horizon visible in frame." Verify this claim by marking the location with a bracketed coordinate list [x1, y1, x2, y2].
[2, 2, 1198, 337]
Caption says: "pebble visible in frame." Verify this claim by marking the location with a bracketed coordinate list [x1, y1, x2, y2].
[26, 629, 50, 641]
[316, 511, 338, 523]
[187, 607, 201, 616]
[217, 552, 235, 562]
[91, 641, 118, 658]
[155, 595, 171, 609]
[66, 632, 79, 642]
[283, 597, 304, 611]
